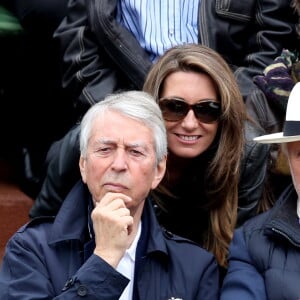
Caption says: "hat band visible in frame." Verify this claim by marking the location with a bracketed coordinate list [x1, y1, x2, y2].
[283, 121, 300, 137]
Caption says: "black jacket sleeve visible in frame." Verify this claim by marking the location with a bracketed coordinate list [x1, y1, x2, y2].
[54, 0, 152, 117]
[29, 125, 81, 218]
[201, 0, 298, 99]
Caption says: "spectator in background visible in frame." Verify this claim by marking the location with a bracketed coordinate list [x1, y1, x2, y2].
[220, 82, 300, 300]
[0, 0, 73, 195]
[246, 0, 300, 200]
[0, 90, 220, 299]
[55, 0, 298, 116]
[0, 0, 67, 35]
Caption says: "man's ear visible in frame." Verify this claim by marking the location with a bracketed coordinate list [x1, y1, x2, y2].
[79, 155, 87, 183]
[151, 155, 167, 189]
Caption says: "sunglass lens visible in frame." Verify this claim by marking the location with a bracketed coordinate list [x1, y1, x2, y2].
[159, 98, 221, 123]
[160, 99, 188, 121]
[194, 102, 221, 123]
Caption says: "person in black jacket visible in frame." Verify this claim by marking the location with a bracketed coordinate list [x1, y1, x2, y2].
[0, 90, 220, 299]
[221, 82, 300, 300]
[246, 0, 300, 199]
[54, 0, 298, 113]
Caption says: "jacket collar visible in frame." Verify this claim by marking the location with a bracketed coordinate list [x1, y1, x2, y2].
[48, 181, 89, 244]
[264, 184, 300, 245]
[48, 181, 168, 257]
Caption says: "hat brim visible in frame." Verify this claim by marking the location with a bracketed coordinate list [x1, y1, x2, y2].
[254, 132, 300, 144]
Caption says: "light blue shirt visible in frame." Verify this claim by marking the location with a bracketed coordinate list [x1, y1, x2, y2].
[117, 0, 199, 62]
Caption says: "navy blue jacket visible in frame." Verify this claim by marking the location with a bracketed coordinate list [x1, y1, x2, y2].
[221, 184, 300, 299]
[0, 181, 219, 299]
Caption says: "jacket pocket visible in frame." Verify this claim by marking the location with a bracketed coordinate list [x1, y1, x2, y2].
[215, 0, 256, 22]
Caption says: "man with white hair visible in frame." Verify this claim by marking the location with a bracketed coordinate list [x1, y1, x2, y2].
[0, 90, 219, 299]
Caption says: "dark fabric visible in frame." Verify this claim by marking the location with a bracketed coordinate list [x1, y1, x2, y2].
[283, 121, 300, 136]
[53, 0, 150, 117]
[29, 125, 81, 218]
[221, 184, 300, 299]
[246, 49, 299, 198]
[201, 0, 298, 99]
[54, 0, 298, 115]
[0, 181, 220, 299]
[0, 0, 75, 191]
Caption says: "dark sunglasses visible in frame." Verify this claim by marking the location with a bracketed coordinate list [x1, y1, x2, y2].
[159, 97, 221, 123]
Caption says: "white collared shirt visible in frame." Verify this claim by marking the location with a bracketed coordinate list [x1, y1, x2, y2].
[116, 221, 142, 300]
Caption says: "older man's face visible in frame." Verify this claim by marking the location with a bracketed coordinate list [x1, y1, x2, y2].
[79, 110, 166, 215]
[287, 141, 300, 197]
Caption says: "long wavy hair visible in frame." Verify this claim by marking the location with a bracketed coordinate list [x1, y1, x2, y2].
[143, 44, 247, 267]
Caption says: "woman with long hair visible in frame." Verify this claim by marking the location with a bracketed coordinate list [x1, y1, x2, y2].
[144, 43, 271, 269]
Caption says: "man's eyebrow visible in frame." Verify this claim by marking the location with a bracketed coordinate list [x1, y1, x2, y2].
[96, 138, 116, 144]
[127, 141, 146, 147]
[96, 138, 149, 149]
[125, 141, 150, 149]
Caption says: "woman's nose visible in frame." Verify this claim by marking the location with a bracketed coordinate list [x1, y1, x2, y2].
[181, 109, 199, 129]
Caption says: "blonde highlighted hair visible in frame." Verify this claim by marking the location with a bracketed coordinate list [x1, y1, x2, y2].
[144, 44, 247, 267]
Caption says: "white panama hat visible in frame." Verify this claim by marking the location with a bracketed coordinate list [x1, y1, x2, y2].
[254, 82, 300, 144]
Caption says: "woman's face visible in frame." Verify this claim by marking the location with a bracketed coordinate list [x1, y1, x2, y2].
[160, 71, 220, 158]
